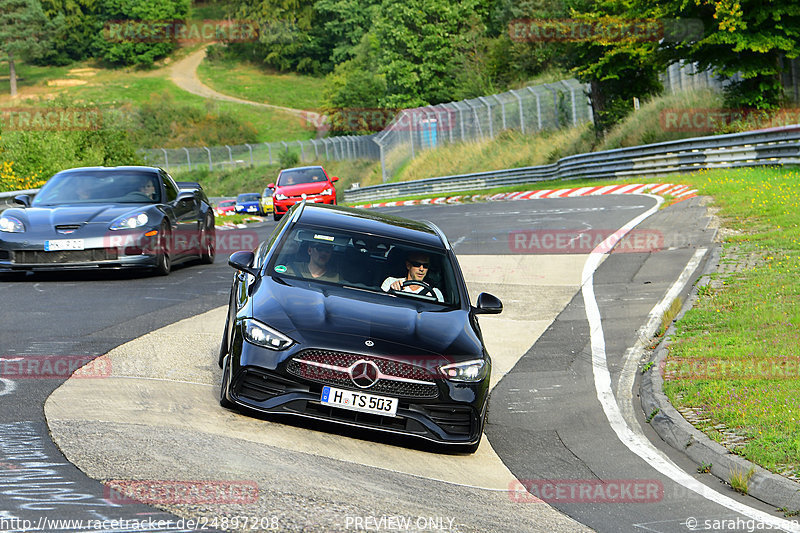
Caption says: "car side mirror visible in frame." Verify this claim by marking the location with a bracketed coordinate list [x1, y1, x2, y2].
[228, 251, 258, 276]
[331, 176, 339, 182]
[474, 293, 503, 314]
[267, 183, 276, 189]
[13, 194, 31, 207]
[176, 191, 195, 204]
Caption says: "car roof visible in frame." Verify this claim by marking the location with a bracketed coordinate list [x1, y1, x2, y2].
[55, 166, 161, 176]
[279, 165, 324, 173]
[293, 203, 445, 249]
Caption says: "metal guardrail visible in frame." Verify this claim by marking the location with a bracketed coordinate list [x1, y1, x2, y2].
[343, 125, 800, 203]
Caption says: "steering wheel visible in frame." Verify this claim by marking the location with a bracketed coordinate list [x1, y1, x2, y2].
[125, 191, 152, 201]
[400, 279, 436, 298]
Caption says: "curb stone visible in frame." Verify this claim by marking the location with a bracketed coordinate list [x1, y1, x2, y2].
[640, 245, 800, 512]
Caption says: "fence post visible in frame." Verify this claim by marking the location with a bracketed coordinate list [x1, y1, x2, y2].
[161, 148, 169, 172]
[494, 94, 506, 131]
[311, 139, 319, 159]
[204, 146, 212, 171]
[225, 145, 233, 166]
[561, 80, 577, 127]
[298, 140, 305, 161]
[265, 143, 273, 164]
[479, 97, 494, 139]
[183, 147, 191, 170]
[525, 87, 542, 131]
[323, 138, 330, 160]
[245, 143, 253, 165]
[466, 100, 483, 140]
[510, 90, 525, 134]
[408, 111, 415, 159]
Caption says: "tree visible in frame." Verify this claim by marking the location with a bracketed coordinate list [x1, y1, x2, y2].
[0, 0, 62, 97]
[93, 0, 190, 67]
[560, 0, 666, 135]
[659, 0, 800, 109]
[374, 0, 490, 108]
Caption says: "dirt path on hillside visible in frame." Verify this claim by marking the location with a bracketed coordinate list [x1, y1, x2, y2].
[169, 45, 327, 129]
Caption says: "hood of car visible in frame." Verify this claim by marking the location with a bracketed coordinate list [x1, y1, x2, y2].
[251, 278, 483, 360]
[6, 204, 152, 229]
[275, 182, 333, 196]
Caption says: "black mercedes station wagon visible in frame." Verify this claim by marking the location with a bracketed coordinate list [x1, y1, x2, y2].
[219, 202, 502, 452]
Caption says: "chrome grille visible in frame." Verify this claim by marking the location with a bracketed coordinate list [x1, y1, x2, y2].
[286, 349, 440, 399]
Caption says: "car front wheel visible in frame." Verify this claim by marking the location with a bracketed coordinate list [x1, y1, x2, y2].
[153, 223, 171, 276]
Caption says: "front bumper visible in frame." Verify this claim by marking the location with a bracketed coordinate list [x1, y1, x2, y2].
[223, 341, 488, 447]
[0, 231, 161, 271]
[273, 195, 336, 215]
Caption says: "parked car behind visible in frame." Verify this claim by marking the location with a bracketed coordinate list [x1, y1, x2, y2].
[270, 165, 337, 221]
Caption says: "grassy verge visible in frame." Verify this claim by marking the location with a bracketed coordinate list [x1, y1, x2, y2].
[197, 56, 326, 111]
[0, 59, 313, 145]
[657, 167, 800, 476]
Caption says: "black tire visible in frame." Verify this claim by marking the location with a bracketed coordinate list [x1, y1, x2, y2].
[153, 223, 171, 276]
[219, 355, 236, 409]
[273, 211, 282, 221]
[200, 214, 215, 264]
[218, 314, 230, 368]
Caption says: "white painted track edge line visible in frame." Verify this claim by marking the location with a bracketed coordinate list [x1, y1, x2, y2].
[581, 195, 800, 532]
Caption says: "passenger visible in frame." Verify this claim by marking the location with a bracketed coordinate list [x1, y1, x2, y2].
[382, 251, 443, 301]
[294, 241, 339, 282]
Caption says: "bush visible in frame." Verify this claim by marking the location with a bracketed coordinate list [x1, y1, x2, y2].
[278, 149, 300, 168]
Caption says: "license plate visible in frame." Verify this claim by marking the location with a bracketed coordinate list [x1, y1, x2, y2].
[45, 239, 85, 251]
[321, 386, 398, 417]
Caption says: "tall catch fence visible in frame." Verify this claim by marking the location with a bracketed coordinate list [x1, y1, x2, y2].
[138, 135, 381, 174]
[374, 79, 592, 182]
[138, 79, 592, 182]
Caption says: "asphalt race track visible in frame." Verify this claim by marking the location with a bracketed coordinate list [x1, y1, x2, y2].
[3, 195, 798, 532]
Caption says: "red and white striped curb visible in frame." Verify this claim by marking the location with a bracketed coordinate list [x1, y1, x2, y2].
[356, 183, 697, 209]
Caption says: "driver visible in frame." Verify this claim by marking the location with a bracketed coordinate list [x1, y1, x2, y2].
[382, 251, 443, 302]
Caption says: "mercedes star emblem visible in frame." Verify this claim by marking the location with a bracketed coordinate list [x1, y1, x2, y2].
[350, 360, 380, 388]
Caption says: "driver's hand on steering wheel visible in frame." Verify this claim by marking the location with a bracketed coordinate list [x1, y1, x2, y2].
[390, 279, 403, 291]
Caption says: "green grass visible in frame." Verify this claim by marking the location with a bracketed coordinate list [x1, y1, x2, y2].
[660, 166, 800, 476]
[197, 57, 326, 111]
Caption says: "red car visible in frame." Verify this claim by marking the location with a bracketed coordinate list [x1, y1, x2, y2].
[215, 199, 237, 216]
[269, 165, 338, 221]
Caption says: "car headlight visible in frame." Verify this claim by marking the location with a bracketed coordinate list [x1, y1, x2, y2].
[0, 215, 24, 233]
[243, 318, 294, 350]
[109, 212, 149, 230]
[320, 187, 334, 196]
[274, 193, 288, 201]
[440, 359, 488, 382]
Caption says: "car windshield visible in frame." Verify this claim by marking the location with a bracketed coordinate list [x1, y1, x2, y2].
[277, 168, 327, 186]
[32, 171, 161, 206]
[268, 225, 460, 306]
[237, 194, 260, 203]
